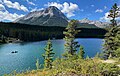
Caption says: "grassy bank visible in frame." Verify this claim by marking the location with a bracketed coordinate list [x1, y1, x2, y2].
[5, 58, 120, 76]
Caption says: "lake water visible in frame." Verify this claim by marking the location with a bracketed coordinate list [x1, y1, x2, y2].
[0, 38, 103, 75]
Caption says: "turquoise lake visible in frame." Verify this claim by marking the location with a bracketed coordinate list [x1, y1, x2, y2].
[0, 38, 103, 75]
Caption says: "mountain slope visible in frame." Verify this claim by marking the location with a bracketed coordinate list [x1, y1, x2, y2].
[78, 18, 109, 28]
[14, 6, 68, 27]
[14, 6, 112, 28]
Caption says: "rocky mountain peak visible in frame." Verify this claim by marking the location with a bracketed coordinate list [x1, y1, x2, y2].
[14, 6, 68, 27]
[79, 18, 110, 28]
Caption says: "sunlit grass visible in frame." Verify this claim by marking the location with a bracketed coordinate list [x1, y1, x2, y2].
[5, 58, 120, 76]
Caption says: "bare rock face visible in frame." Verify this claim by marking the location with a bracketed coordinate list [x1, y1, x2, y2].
[78, 18, 110, 28]
[14, 6, 68, 27]
[15, 6, 119, 28]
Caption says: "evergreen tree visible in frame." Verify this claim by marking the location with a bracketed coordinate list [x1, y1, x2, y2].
[103, 3, 120, 58]
[115, 27, 120, 57]
[86, 55, 90, 59]
[103, 26, 118, 57]
[63, 20, 80, 57]
[42, 39, 55, 69]
[116, 48, 120, 58]
[78, 46, 85, 59]
[108, 3, 119, 27]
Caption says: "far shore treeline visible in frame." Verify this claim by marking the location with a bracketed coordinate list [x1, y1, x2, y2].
[0, 22, 107, 42]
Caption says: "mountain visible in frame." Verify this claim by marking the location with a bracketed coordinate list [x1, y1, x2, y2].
[14, 6, 112, 28]
[78, 18, 109, 28]
[14, 6, 68, 27]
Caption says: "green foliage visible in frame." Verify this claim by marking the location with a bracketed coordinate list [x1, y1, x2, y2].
[115, 48, 120, 58]
[103, 26, 118, 57]
[95, 52, 100, 58]
[63, 20, 80, 57]
[50, 58, 120, 76]
[62, 51, 72, 58]
[0, 22, 65, 41]
[103, 3, 120, 58]
[42, 39, 55, 69]
[0, 22, 107, 42]
[108, 3, 119, 26]
[86, 55, 90, 59]
[115, 27, 120, 58]
[36, 59, 40, 70]
[78, 46, 85, 59]
[5, 58, 120, 76]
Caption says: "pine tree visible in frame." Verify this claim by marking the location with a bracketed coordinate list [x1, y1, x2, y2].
[86, 55, 90, 59]
[115, 27, 120, 57]
[116, 48, 120, 58]
[78, 46, 85, 59]
[103, 26, 118, 57]
[42, 39, 55, 69]
[63, 20, 80, 57]
[108, 3, 119, 27]
[103, 3, 120, 58]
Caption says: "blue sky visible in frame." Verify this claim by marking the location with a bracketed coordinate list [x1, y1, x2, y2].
[0, 0, 120, 22]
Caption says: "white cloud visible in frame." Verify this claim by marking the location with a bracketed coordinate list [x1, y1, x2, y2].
[0, 0, 26, 21]
[104, 6, 107, 9]
[21, 5, 29, 12]
[91, 5, 94, 7]
[100, 12, 120, 22]
[62, 2, 79, 17]
[100, 12, 110, 22]
[44, 2, 79, 17]
[3, 0, 29, 12]
[101, 5, 120, 22]
[0, 10, 24, 21]
[44, 2, 63, 9]
[26, 0, 35, 6]
[0, 4, 5, 10]
[30, 7, 44, 12]
[45, 2, 79, 17]
[95, 9, 103, 13]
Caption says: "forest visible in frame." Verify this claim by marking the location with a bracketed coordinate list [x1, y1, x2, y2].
[0, 22, 107, 42]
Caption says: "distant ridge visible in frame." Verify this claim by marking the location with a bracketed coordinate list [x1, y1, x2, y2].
[78, 18, 109, 28]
